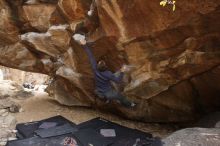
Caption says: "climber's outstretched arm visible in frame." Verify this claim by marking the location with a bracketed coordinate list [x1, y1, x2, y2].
[81, 43, 97, 71]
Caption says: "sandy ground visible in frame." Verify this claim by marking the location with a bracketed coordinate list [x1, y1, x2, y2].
[12, 91, 178, 138]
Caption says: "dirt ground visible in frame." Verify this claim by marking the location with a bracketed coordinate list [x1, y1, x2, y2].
[12, 91, 178, 138]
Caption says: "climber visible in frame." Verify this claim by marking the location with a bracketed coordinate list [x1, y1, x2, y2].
[73, 34, 136, 108]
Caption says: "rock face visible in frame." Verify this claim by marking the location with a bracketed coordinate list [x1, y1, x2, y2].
[0, 65, 48, 85]
[0, 80, 32, 99]
[163, 128, 220, 146]
[0, 0, 220, 122]
[0, 80, 24, 146]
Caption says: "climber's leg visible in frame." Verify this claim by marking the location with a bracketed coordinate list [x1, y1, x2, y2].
[104, 89, 136, 107]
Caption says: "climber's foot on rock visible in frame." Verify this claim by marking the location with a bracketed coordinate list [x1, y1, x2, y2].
[124, 102, 136, 108]
[105, 99, 110, 104]
[130, 102, 136, 107]
[130, 102, 136, 108]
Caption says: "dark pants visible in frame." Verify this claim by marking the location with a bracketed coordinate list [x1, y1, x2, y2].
[95, 72, 132, 107]
[103, 89, 132, 107]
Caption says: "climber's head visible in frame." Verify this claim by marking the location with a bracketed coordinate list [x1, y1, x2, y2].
[97, 60, 108, 72]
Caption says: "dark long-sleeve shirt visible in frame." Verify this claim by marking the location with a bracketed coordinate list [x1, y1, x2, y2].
[82, 45, 124, 93]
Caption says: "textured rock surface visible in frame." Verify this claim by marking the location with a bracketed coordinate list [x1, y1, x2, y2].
[0, 80, 23, 97]
[0, 65, 48, 85]
[163, 128, 220, 146]
[0, 80, 23, 146]
[0, 0, 220, 122]
[0, 80, 33, 101]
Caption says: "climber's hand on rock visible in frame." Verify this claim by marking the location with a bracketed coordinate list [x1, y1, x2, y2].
[88, 10, 93, 16]
[73, 34, 86, 45]
[79, 39, 86, 45]
[120, 65, 127, 73]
